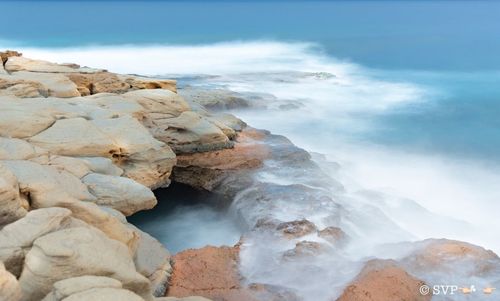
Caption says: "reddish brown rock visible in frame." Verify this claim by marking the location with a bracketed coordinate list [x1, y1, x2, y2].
[318, 226, 347, 246]
[336, 259, 431, 301]
[172, 129, 270, 191]
[402, 239, 500, 277]
[166, 245, 257, 301]
[276, 219, 317, 239]
[283, 241, 329, 259]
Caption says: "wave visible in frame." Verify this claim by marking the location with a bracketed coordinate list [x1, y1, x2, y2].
[6, 40, 500, 300]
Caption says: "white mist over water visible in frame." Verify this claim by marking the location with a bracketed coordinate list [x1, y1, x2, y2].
[13, 41, 500, 300]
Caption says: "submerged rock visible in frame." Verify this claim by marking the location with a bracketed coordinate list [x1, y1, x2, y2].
[336, 259, 431, 301]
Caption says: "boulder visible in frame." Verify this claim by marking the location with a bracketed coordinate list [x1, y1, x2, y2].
[0, 137, 42, 160]
[276, 219, 317, 239]
[5, 56, 103, 74]
[61, 288, 145, 301]
[0, 71, 80, 97]
[123, 89, 189, 118]
[157, 297, 212, 301]
[19, 227, 152, 301]
[0, 78, 48, 97]
[0, 164, 28, 227]
[167, 246, 257, 301]
[28, 117, 119, 157]
[79, 157, 124, 176]
[152, 111, 231, 153]
[318, 226, 347, 246]
[67, 72, 131, 95]
[1, 160, 95, 209]
[336, 259, 430, 301]
[41, 276, 123, 301]
[132, 226, 172, 296]
[0, 50, 22, 64]
[0, 262, 21, 301]
[0, 208, 72, 276]
[179, 87, 250, 110]
[82, 173, 157, 216]
[401, 239, 500, 277]
[0, 100, 55, 138]
[119, 75, 177, 93]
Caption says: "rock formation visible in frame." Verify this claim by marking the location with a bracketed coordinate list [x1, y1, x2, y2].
[0, 51, 238, 301]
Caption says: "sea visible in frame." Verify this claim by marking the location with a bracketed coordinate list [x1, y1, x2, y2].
[2, 1, 500, 299]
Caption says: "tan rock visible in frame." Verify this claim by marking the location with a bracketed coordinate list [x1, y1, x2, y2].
[0, 163, 28, 227]
[19, 227, 152, 301]
[79, 157, 124, 176]
[41, 276, 122, 301]
[0, 79, 48, 97]
[67, 72, 131, 95]
[82, 173, 157, 216]
[28, 117, 119, 157]
[152, 111, 231, 153]
[62, 288, 145, 301]
[0, 100, 55, 138]
[1, 160, 95, 208]
[0, 262, 21, 301]
[336, 259, 430, 301]
[132, 226, 172, 296]
[0, 137, 41, 160]
[0, 208, 72, 276]
[46, 155, 92, 178]
[123, 89, 189, 118]
[0, 71, 80, 97]
[0, 50, 22, 65]
[157, 297, 212, 301]
[119, 75, 177, 93]
[84, 93, 146, 120]
[5, 56, 103, 74]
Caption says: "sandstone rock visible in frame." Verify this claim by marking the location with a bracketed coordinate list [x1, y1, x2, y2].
[5, 56, 103, 74]
[1, 160, 95, 208]
[57, 201, 139, 252]
[172, 128, 268, 192]
[46, 155, 92, 178]
[153, 111, 231, 153]
[62, 288, 145, 301]
[401, 239, 500, 277]
[179, 87, 250, 110]
[0, 137, 41, 160]
[0, 71, 80, 97]
[28, 117, 118, 157]
[84, 93, 146, 120]
[0, 78, 48, 97]
[132, 226, 172, 296]
[167, 246, 257, 301]
[276, 219, 318, 239]
[157, 297, 212, 301]
[79, 157, 124, 176]
[0, 50, 22, 65]
[83, 173, 157, 216]
[336, 259, 430, 301]
[91, 115, 176, 189]
[67, 72, 131, 95]
[0, 262, 21, 301]
[0, 208, 72, 277]
[0, 164, 28, 227]
[19, 227, 152, 301]
[119, 75, 177, 93]
[0, 100, 55, 138]
[283, 241, 329, 259]
[41, 276, 123, 301]
[318, 226, 347, 246]
[123, 89, 189, 118]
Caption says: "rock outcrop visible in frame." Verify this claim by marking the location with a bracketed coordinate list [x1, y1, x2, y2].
[0, 53, 234, 301]
[336, 259, 431, 301]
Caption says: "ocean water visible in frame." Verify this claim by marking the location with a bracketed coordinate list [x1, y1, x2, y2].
[2, 1, 500, 300]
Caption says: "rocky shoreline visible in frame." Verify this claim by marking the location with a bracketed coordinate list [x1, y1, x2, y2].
[1, 51, 499, 301]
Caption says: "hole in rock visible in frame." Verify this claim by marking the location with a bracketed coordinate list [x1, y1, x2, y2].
[128, 182, 243, 254]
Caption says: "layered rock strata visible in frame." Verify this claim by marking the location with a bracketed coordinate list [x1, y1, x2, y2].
[0, 51, 236, 301]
